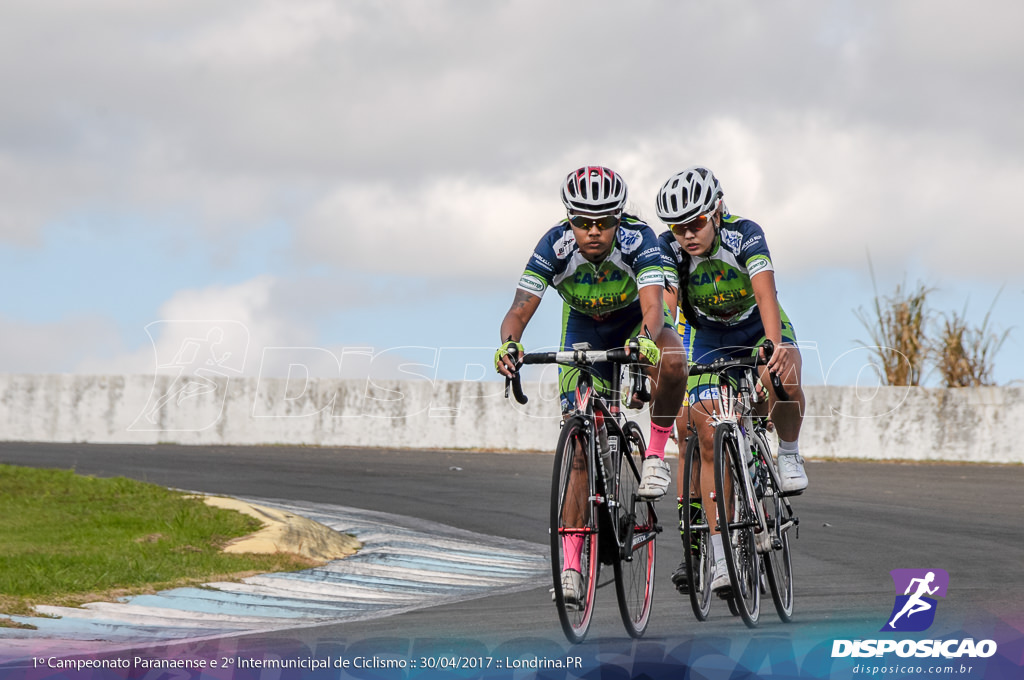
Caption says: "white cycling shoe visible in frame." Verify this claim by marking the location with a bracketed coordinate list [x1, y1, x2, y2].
[778, 451, 808, 495]
[711, 556, 731, 592]
[554, 569, 584, 610]
[638, 456, 671, 500]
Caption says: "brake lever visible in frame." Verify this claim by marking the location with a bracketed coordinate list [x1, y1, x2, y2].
[502, 342, 528, 405]
[759, 339, 791, 401]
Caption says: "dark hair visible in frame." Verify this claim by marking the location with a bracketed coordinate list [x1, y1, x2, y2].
[675, 252, 702, 330]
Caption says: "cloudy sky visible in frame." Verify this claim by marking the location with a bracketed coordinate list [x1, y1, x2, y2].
[0, 0, 1021, 387]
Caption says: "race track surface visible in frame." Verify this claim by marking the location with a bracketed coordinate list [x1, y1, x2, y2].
[1, 442, 1022, 677]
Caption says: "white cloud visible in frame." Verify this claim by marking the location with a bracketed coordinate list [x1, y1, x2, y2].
[174, 0, 357, 67]
[71, 276, 442, 380]
[295, 175, 557, 280]
[0, 0, 1022, 382]
[0, 315, 122, 374]
[75, 277, 309, 376]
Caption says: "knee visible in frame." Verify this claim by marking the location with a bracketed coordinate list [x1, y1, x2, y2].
[657, 350, 688, 386]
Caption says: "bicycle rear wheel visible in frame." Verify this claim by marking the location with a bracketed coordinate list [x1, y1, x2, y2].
[753, 431, 794, 622]
[713, 423, 761, 628]
[550, 416, 598, 643]
[612, 421, 657, 638]
[681, 433, 712, 621]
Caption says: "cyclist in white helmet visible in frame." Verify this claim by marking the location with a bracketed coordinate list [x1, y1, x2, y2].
[495, 165, 687, 607]
[655, 166, 807, 595]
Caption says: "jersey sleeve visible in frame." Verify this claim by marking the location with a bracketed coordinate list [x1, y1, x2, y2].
[657, 230, 681, 290]
[737, 220, 774, 278]
[516, 225, 564, 298]
[624, 222, 666, 289]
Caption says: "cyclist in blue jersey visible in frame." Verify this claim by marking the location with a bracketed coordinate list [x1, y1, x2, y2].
[655, 166, 807, 595]
[495, 166, 687, 606]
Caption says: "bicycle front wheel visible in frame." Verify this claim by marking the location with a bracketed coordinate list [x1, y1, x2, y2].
[714, 423, 761, 628]
[612, 421, 657, 638]
[754, 431, 794, 622]
[682, 433, 713, 621]
[550, 416, 598, 643]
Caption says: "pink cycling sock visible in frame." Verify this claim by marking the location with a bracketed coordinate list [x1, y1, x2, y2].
[646, 423, 673, 459]
[561, 533, 584, 573]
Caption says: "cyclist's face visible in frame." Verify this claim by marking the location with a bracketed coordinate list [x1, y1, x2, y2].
[569, 212, 620, 262]
[670, 210, 718, 256]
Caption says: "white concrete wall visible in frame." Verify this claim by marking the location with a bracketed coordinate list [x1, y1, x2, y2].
[0, 374, 1021, 463]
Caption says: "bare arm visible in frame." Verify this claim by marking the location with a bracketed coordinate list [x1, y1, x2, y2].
[638, 284, 667, 343]
[751, 270, 795, 376]
[662, 281, 678, 326]
[496, 289, 542, 377]
[751, 270, 782, 346]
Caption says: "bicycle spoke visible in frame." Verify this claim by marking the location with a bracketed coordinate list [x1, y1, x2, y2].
[755, 432, 795, 621]
[682, 434, 712, 620]
[613, 422, 656, 638]
[714, 424, 760, 628]
[550, 417, 598, 643]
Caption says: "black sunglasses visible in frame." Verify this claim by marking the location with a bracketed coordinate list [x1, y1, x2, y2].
[568, 213, 621, 231]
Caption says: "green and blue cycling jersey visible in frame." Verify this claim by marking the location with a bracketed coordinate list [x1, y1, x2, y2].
[658, 213, 797, 402]
[518, 214, 671, 410]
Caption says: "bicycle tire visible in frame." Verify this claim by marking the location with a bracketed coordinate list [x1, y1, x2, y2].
[550, 416, 599, 643]
[681, 434, 713, 621]
[612, 421, 656, 638]
[713, 423, 761, 628]
[753, 431, 794, 622]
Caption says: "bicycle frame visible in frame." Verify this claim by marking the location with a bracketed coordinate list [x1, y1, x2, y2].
[559, 346, 656, 561]
[507, 342, 660, 640]
[699, 366, 768, 540]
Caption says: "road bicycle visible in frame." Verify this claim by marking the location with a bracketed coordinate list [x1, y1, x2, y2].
[680, 339, 800, 628]
[505, 341, 661, 643]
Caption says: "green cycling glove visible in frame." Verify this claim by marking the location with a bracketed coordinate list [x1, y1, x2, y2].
[494, 340, 525, 373]
[630, 336, 660, 365]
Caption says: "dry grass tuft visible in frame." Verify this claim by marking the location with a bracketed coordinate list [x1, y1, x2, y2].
[856, 258, 1009, 388]
[856, 262, 932, 386]
[932, 293, 1010, 387]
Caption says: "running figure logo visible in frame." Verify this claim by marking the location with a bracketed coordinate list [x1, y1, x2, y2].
[129, 321, 249, 432]
[881, 568, 949, 632]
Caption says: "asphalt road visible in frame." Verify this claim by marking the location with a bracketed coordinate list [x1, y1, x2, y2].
[2, 441, 1022, 675]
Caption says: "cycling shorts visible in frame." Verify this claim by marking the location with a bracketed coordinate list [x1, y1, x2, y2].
[679, 306, 797, 404]
[558, 302, 675, 412]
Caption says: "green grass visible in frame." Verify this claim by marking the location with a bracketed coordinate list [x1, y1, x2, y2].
[0, 464, 317, 622]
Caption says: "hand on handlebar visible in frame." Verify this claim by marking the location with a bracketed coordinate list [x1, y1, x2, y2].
[759, 339, 792, 402]
[628, 336, 660, 366]
[494, 340, 524, 378]
[764, 341, 794, 381]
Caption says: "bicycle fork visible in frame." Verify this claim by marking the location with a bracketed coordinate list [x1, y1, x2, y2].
[723, 422, 772, 553]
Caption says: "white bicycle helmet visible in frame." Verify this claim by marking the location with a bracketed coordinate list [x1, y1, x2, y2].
[560, 166, 628, 216]
[655, 166, 723, 223]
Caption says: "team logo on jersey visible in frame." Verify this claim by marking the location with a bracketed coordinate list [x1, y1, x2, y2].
[574, 269, 624, 285]
[721, 229, 743, 255]
[617, 229, 643, 254]
[741, 234, 764, 251]
[690, 386, 720, 404]
[882, 569, 949, 632]
[690, 269, 739, 286]
[518, 274, 546, 293]
[637, 270, 664, 286]
[530, 253, 554, 272]
[555, 232, 577, 259]
[747, 257, 770, 276]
